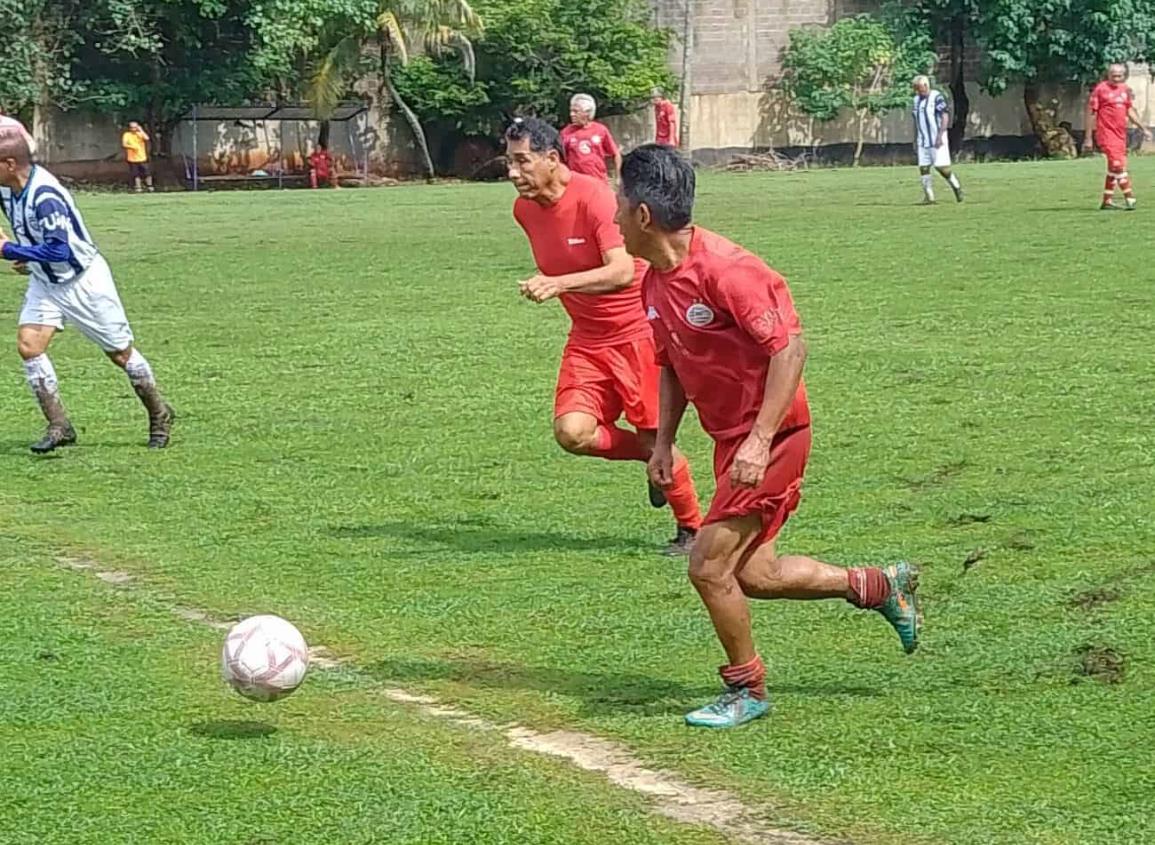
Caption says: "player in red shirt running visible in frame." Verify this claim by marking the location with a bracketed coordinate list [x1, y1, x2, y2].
[559, 94, 622, 183]
[616, 145, 922, 728]
[1083, 64, 1151, 210]
[651, 88, 678, 147]
[506, 119, 702, 554]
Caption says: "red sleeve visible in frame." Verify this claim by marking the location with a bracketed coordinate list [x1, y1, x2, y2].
[601, 125, 620, 156]
[654, 336, 670, 367]
[708, 258, 801, 356]
[583, 181, 625, 254]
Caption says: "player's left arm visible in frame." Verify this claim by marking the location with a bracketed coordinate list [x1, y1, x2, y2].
[519, 246, 634, 302]
[650, 365, 688, 489]
[936, 95, 950, 148]
[712, 262, 807, 488]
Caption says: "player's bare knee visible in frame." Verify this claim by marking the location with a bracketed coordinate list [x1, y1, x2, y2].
[16, 332, 48, 361]
[688, 548, 735, 592]
[553, 419, 597, 454]
[105, 346, 133, 368]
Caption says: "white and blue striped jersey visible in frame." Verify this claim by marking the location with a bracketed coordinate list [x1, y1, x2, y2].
[1, 165, 100, 286]
[913, 90, 948, 147]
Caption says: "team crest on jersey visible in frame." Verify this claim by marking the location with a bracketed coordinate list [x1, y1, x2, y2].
[685, 302, 714, 327]
[591, 135, 602, 145]
[578, 141, 593, 155]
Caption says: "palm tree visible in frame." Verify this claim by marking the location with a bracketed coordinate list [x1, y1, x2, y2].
[309, 0, 482, 180]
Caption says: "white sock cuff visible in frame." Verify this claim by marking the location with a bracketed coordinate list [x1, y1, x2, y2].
[23, 354, 58, 388]
[124, 348, 155, 385]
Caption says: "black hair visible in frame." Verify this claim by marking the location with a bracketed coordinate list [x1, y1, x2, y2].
[620, 144, 694, 231]
[504, 117, 564, 159]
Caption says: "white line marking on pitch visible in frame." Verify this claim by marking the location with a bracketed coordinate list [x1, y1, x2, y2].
[53, 555, 831, 845]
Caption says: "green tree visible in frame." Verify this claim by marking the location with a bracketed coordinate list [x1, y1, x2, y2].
[971, 0, 1155, 157]
[391, 0, 675, 137]
[306, 0, 483, 180]
[779, 15, 938, 165]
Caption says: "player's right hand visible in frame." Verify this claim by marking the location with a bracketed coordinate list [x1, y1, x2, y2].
[648, 444, 675, 490]
[12, 262, 29, 275]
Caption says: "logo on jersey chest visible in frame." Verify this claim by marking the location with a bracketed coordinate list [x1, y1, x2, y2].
[685, 302, 715, 327]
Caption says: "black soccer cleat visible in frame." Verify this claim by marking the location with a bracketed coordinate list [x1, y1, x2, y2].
[953, 185, 965, 203]
[147, 404, 175, 449]
[648, 479, 668, 509]
[30, 424, 77, 454]
[663, 525, 698, 557]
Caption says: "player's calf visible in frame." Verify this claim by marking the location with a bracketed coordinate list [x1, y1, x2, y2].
[109, 346, 175, 449]
[21, 352, 76, 454]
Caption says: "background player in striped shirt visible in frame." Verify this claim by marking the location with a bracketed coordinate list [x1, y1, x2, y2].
[0, 127, 173, 452]
[1083, 64, 1152, 211]
[912, 75, 963, 205]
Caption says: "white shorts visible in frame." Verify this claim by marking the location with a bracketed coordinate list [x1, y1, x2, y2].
[918, 144, 951, 168]
[19, 256, 134, 352]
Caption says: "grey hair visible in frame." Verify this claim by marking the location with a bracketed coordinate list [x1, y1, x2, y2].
[570, 93, 597, 118]
[912, 75, 930, 87]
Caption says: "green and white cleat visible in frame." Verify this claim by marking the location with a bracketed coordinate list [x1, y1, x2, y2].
[684, 687, 770, 728]
[878, 562, 922, 654]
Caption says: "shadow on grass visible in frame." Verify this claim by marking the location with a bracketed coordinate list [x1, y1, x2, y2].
[331, 520, 655, 556]
[189, 720, 277, 740]
[366, 655, 882, 718]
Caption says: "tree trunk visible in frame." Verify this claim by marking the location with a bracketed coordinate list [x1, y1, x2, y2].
[380, 39, 435, 180]
[947, 13, 969, 155]
[678, 0, 693, 150]
[854, 109, 867, 166]
[1024, 81, 1076, 158]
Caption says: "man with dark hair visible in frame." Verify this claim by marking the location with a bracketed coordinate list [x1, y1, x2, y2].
[505, 119, 702, 554]
[615, 144, 921, 728]
[0, 127, 174, 451]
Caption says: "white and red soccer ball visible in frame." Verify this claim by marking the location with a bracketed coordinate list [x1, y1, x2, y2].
[220, 615, 309, 702]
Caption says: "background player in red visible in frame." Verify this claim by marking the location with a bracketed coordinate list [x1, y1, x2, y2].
[559, 94, 622, 183]
[615, 144, 922, 728]
[1083, 64, 1151, 210]
[506, 119, 702, 555]
[651, 88, 678, 147]
[309, 143, 338, 189]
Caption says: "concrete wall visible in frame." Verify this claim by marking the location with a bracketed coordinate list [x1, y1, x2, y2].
[38, 96, 426, 184]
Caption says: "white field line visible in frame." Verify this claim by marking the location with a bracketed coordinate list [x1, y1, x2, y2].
[54, 555, 833, 845]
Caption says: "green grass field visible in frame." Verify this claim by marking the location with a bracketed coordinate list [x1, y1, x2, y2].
[2, 158, 1153, 844]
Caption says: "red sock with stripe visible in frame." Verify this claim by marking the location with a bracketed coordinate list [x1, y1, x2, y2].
[847, 567, 891, 609]
[720, 655, 766, 700]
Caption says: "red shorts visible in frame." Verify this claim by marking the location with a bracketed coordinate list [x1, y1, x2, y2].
[554, 337, 660, 429]
[1099, 141, 1127, 172]
[704, 425, 811, 546]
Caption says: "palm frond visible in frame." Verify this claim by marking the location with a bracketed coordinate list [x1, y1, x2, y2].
[376, 11, 410, 65]
[307, 35, 362, 119]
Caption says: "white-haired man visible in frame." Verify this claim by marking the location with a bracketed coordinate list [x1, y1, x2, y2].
[1083, 63, 1152, 210]
[912, 76, 963, 204]
[560, 94, 622, 183]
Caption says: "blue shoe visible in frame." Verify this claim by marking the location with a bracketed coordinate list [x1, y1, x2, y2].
[684, 687, 770, 728]
[878, 562, 921, 654]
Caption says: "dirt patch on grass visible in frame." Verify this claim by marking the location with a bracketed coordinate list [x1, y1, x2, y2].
[1068, 588, 1123, 612]
[1073, 645, 1126, 684]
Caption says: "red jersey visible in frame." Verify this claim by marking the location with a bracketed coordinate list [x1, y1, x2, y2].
[559, 122, 619, 182]
[514, 172, 650, 348]
[654, 100, 677, 146]
[1089, 82, 1133, 146]
[309, 149, 332, 176]
[644, 227, 810, 441]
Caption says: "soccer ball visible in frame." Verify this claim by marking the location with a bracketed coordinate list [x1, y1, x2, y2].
[220, 615, 309, 702]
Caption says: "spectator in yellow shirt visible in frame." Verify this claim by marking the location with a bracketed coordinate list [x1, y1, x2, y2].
[121, 122, 154, 193]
